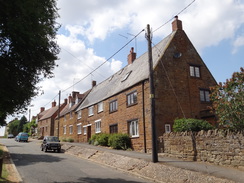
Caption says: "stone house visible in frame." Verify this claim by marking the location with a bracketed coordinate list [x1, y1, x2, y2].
[53, 91, 89, 139]
[56, 17, 217, 152]
[37, 100, 67, 137]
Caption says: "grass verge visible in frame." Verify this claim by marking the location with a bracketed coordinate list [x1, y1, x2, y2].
[0, 144, 9, 182]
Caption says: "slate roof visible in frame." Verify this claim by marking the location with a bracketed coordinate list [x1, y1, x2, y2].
[39, 106, 59, 121]
[76, 30, 176, 111]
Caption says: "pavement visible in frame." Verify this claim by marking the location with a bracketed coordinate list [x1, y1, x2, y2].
[4, 139, 244, 183]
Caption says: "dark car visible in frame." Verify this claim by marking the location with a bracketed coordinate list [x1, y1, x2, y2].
[41, 136, 61, 153]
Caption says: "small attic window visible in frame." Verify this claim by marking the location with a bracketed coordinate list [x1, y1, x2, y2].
[121, 71, 132, 82]
[118, 68, 124, 75]
[109, 75, 113, 81]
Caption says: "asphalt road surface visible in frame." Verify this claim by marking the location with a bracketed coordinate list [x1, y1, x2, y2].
[1, 138, 152, 183]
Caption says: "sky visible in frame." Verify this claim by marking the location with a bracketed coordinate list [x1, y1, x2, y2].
[1, 0, 244, 135]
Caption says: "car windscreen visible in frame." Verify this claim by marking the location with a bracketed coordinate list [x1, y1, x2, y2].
[46, 137, 59, 142]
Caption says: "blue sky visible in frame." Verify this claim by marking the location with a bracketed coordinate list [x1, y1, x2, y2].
[1, 0, 244, 135]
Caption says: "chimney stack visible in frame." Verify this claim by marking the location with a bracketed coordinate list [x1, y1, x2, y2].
[72, 91, 79, 98]
[172, 16, 182, 32]
[52, 100, 56, 107]
[64, 98, 68, 104]
[92, 80, 96, 87]
[40, 107, 45, 113]
[127, 47, 136, 65]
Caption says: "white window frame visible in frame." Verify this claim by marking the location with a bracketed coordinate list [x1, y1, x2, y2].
[63, 125, 66, 134]
[77, 123, 82, 134]
[77, 110, 82, 119]
[190, 65, 200, 78]
[97, 102, 103, 113]
[83, 126, 87, 135]
[129, 119, 139, 137]
[127, 91, 137, 106]
[69, 112, 73, 119]
[95, 119, 101, 133]
[88, 106, 94, 116]
[165, 124, 171, 133]
[109, 100, 118, 113]
[69, 125, 73, 134]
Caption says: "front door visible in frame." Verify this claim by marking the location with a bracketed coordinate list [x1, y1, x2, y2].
[87, 126, 91, 141]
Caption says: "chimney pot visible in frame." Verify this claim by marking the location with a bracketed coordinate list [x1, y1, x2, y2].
[92, 80, 96, 87]
[172, 16, 182, 31]
[52, 100, 56, 107]
[40, 107, 45, 113]
[127, 47, 136, 65]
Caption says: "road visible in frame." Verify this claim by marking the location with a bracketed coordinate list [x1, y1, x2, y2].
[1, 138, 152, 183]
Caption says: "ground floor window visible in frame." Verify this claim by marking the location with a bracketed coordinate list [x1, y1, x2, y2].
[77, 123, 82, 134]
[128, 119, 139, 137]
[95, 119, 101, 133]
[165, 124, 171, 133]
[69, 125, 73, 134]
[83, 126, 87, 135]
[63, 125, 66, 134]
[110, 124, 118, 134]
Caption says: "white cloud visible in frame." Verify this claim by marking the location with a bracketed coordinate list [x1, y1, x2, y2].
[232, 35, 244, 54]
[8, 0, 244, 121]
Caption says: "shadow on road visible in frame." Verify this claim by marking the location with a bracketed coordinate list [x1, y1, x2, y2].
[6, 152, 65, 166]
[54, 176, 148, 183]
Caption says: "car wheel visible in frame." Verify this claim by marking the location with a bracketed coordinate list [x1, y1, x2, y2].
[57, 149, 61, 153]
[45, 146, 48, 152]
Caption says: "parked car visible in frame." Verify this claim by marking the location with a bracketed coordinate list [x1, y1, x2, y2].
[15, 132, 28, 142]
[7, 134, 14, 138]
[41, 136, 61, 153]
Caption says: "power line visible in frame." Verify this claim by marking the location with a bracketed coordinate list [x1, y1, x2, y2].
[153, 0, 196, 33]
[61, 29, 145, 93]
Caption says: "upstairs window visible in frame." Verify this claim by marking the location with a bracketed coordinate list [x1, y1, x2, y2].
[127, 91, 137, 106]
[200, 89, 210, 102]
[109, 100, 118, 113]
[88, 106, 94, 116]
[77, 110, 82, 119]
[63, 125, 66, 134]
[190, 65, 200, 78]
[97, 102, 103, 113]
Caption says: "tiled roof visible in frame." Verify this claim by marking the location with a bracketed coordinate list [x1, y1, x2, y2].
[39, 106, 59, 121]
[76, 31, 176, 111]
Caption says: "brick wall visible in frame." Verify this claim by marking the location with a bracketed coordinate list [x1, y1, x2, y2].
[158, 130, 244, 169]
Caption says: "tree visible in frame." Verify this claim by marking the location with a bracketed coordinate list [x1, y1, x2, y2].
[18, 116, 27, 132]
[0, 0, 60, 125]
[210, 67, 244, 132]
[23, 119, 37, 136]
[7, 119, 20, 136]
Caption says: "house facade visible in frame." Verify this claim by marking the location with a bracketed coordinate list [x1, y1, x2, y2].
[37, 100, 67, 137]
[55, 17, 217, 152]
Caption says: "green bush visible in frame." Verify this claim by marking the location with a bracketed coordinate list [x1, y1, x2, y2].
[97, 133, 110, 146]
[173, 118, 213, 132]
[108, 133, 131, 150]
[67, 138, 74, 142]
[89, 133, 100, 145]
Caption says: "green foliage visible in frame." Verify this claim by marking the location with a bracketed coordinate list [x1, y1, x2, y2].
[89, 133, 131, 150]
[173, 118, 213, 132]
[18, 116, 27, 132]
[108, 133, 131, 150]
[7, 119, 20, 136]
[210, 67, 244, 132]
[23, 119, 37, 135]
[67, 138, 74, 142]
[0, 0, 60, 124]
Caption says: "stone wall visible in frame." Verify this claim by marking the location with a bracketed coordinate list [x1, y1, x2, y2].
[158, 130, 244, 169]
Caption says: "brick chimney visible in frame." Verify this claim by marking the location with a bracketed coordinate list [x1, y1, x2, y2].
[92, 80, 96, 87]
[72, 91, 79, 98]
[40, 107, 45, 113]
[172, 16, 182, 31]
[127, 47, 136, 65]
[52, 100, 56, 107]
[68, 94, 72, 103]
[64, 98, 68, 104]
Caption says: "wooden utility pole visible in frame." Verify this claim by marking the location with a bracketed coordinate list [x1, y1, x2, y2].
[146, 24, 158, 163]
